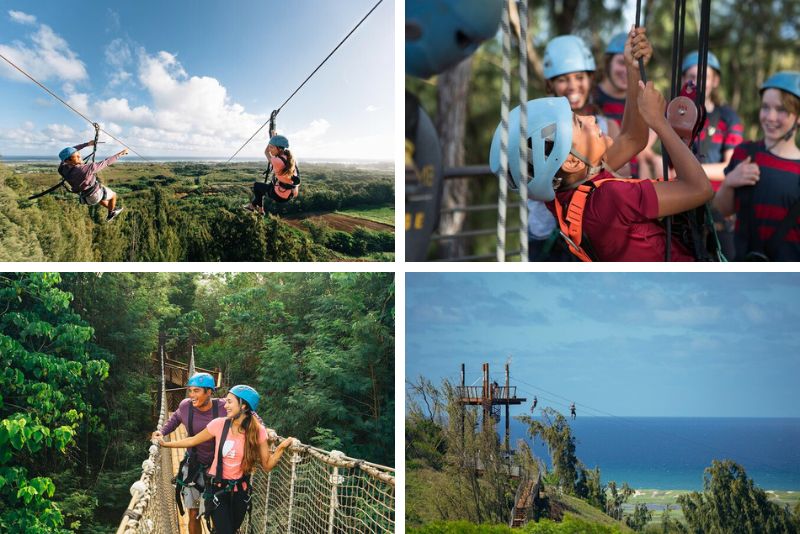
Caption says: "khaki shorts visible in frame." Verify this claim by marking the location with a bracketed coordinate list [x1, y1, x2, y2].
[80, 185, 115, 206]
[180, 461, 204, 510]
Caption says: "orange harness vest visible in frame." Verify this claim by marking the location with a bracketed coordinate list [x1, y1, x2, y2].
[269, 155, 300, 200]
[553, 177, 660, 262]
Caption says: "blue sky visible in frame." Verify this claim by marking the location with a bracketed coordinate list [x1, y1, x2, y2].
[0, 1, 393, 159]
[407, 273, 800, 418]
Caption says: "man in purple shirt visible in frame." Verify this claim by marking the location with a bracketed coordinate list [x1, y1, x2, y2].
[57, 140, 128, 222]
[153, 373, 225, 534]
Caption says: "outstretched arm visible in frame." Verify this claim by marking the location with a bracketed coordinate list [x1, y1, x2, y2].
[605, 27, 651, 171]
[159, 428, 214, 449]
[260, 437, 294, 472]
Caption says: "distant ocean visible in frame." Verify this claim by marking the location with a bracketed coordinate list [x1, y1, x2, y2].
[508, 417, 800, 490]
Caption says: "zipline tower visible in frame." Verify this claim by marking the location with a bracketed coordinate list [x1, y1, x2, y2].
[457, 362, 526, 453]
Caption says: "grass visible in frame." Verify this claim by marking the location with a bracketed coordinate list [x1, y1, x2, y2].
[624, 488, 800, 527]
[336, 205, 395, 226]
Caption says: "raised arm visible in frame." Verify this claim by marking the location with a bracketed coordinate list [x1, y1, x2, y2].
[605, 27, 651, 170]
[636, 81, 712, 216]
[159, 427, 214, 449]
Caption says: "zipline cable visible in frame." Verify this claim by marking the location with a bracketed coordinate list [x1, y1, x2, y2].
[0, 52, 148, 160]
[510, 375, 791, 475]
[225, 0, 385, 164]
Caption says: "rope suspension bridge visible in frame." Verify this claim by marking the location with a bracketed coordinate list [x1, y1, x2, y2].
[116, 346, 395, 534]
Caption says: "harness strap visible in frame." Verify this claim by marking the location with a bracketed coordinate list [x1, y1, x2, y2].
[216, 419, 231, 481]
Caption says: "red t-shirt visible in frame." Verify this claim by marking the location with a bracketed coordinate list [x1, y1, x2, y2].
[546, 171, 695, 261]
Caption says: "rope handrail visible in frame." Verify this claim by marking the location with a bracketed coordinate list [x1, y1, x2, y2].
[0, 52, 148, 160]
[225, 0, 385, 164]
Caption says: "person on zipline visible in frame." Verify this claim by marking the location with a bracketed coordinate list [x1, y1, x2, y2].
[713, 71, 800, 261]
[570, 403, 577, 420]
[243, 135, 300, 215]
[681, 51, 744, 260]
[57, 141, 126, 222]
[159, 385, 294, 534]
[491, 27, 713, 261]
[151, 373, 226, 534]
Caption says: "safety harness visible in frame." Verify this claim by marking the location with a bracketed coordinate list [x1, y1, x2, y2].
[29, 123, 102, 201]
[200, 418, 254, 533]
[261, 110, 300, 203]
[263, 155, 301, 202]
[174, 401, 219, 516]
[554, 176, 648, 261]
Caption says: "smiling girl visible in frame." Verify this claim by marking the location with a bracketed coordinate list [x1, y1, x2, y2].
[160, 385, 294, 534]
[713, 71, 800, 260]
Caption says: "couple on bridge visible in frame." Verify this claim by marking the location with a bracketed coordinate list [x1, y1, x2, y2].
[153, 373, 295, 534]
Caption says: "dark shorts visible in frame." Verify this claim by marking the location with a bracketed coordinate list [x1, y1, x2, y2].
[253, 182, 292, 205]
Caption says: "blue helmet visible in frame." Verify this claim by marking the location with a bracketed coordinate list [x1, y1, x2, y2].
[269, 135, 289, 149]
[489, 97, 574, 202]
[605, 32, 627, 55]
[681, 51, 721, 74]
[543, 35, 596, 80]
[186, 372, 216, 389]
[760, 71, 800, 100]
[406, 0, 503, 79]
[229, 384, 260, 412]
[58, 146, 77, 162]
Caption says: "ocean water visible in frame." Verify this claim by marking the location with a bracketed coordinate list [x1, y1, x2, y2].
[507, 417, 800, 490]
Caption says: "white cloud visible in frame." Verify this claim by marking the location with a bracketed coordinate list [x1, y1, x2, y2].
[365, 104, 379, 112]
[95, 97, 154, 126]
[0, 21, 87, 82]
[9, 10, 36, 25]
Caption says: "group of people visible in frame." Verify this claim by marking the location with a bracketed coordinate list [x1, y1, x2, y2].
[405, 0, 799, 262]
[506, 29, 799, 262]
[152, 373, 294, 534]
[55, 133, 301, 222]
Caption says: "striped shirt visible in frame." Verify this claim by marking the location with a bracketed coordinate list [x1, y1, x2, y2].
[697, 105, 744, 191]
[725, 141, 800, 260]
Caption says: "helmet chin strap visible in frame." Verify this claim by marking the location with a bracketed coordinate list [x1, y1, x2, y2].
[767, 120, 799, 151]
[554, 147, 623, 191]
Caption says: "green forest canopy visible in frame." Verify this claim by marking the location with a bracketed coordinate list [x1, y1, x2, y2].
[0, 162, 394, 262]
[1, 272, 394, 533]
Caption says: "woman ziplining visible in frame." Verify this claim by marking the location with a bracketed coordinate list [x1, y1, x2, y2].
[242, 114, 301, 214]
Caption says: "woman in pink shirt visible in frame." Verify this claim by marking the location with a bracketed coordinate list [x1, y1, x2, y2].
[160, 385, 294, 534]
[243, 134, 301, 215]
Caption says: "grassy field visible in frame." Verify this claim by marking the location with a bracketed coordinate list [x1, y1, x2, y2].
[336, 205, 395, 226]
[624, 488, 800, 527]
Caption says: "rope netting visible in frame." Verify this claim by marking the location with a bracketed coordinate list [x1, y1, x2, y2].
[244, 444, 395, 534]
[118, 348, 395, 534]
[117, 347, 179, 534]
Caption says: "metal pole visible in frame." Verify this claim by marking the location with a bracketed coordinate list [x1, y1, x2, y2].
[505, 364, 511, 452]
[461, 363, 466, 447]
